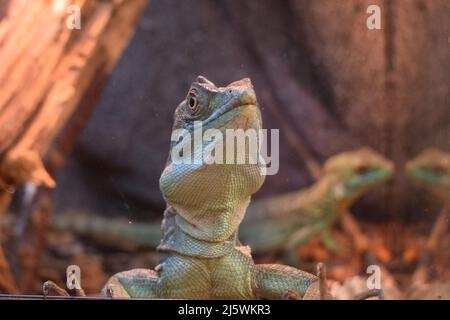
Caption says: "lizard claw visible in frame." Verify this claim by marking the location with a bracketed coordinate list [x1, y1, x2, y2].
[43, 280, 86, 297]
[43, 281, 70, 297]
[282, 289, 301, 300]
[105, 285, 115, 298]
[352, 289, 385, 300]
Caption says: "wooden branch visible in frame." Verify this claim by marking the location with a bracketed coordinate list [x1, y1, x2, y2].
[0, 0, 149, 293]
[0, 0, 149, 197]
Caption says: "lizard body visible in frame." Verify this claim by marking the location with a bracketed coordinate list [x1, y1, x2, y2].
[100, 76, 320, 299]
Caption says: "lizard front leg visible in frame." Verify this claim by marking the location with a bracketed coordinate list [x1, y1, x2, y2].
[252, 264, 321, 300]
[283, 223, 325, 266]
[102, 268, 160, 298]
[102, 254, 211, 299]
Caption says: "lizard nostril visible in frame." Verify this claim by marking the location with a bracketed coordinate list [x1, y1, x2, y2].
[239, 89, 256, 105]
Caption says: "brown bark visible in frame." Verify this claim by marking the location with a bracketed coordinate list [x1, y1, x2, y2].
[0, 0, 149, 293]
[0, 0, 149, 209]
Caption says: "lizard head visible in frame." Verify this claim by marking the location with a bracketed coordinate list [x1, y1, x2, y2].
[322, 147, 394, 205]
[159, 76, 265, 240]
[406, 148, 450, 201]
[170, 75, 259, 133]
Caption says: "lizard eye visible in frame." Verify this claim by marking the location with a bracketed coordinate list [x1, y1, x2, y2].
[187, 94, 198, 113]
[356, 164, 370, 175]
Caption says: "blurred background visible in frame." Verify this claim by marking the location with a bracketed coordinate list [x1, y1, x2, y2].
[0, 0, 449, 298]
[57, 0, 450, 221]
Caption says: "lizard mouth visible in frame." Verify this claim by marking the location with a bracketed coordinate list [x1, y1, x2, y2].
[201, 84, 258, 127]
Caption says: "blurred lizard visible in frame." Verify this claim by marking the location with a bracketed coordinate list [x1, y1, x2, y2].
[240, 148, 393, 263]
[47, 148, 394, 265]
[44, 76, 324, 299]
[406, 148, 450, 285]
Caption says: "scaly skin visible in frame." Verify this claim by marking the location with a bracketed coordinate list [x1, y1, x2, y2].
[406, 148, 450, 201]
[101, 76, 320, 299]
[51, 148, 393, 264]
